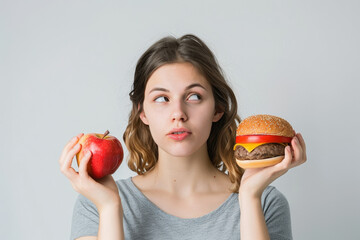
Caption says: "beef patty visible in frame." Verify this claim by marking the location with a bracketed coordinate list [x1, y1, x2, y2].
[235, 143, 289, 160]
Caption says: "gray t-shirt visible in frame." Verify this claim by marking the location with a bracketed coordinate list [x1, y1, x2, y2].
[70, 177, 292, 240]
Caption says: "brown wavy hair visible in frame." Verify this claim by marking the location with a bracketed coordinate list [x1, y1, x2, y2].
[123, 34, 243, 192]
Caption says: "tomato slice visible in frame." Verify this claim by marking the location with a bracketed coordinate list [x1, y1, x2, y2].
[236, 135, 293, 144]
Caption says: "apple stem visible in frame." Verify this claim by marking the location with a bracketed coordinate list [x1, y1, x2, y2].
[102, 130, 110, 139]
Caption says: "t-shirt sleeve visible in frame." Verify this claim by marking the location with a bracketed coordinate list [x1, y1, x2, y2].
[70, 194, 99, 240]
[262, 186, 293, 240]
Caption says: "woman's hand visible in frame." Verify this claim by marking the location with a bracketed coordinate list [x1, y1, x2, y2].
[239, 132, 307, 199]
[59, 133, 121, 212]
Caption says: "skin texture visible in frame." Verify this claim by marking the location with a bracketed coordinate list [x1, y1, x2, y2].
[133, 62, 232, 219]
[59, 62, 307, 240]
[140, 62, 223, 158]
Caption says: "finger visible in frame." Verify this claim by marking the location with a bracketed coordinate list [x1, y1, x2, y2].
[277, 146, 293, 170]
[61, 164, 78, 180]
[66, 133, 84, 151]
[60, 133, 84, 162]
[296, 132, 306, 152]
[60, 144, 81, 180]
[291, 136, 306, 167]
[296, 133, 307, 162]
[59, 134, 83, 165]
[64, 142, 82, 163]
[79, 150, 92, 178]
[61, 143, 81, 174]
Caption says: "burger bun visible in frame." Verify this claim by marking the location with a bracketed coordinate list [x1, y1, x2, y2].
[236, 156, 284, 169]
[236, 114, 294, 137]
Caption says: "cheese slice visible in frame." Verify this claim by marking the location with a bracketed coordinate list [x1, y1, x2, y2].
[233, 142, 288, 152]
[233, 143, 266, 152]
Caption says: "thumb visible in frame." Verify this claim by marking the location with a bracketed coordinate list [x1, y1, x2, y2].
[273, 146, 292, 174]
[79, 151, 92, 177]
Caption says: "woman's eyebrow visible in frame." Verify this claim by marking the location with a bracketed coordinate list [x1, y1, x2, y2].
[149, 87, 169, 94]
[186, 83, 207, 91]
[149, 83, 207, 94]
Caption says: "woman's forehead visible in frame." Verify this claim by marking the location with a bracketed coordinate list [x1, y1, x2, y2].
[145, 62, 210, 93]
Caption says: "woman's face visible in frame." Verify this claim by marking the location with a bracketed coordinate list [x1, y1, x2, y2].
[140, 62, 223, 158]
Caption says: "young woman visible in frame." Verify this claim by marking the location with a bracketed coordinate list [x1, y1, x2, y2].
[59, 34, 306, 240]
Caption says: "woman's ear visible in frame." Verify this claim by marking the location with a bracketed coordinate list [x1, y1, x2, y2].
[212, 111, 224, 122]
[140, 111, 149, 125]
[138, 103, 149, 125]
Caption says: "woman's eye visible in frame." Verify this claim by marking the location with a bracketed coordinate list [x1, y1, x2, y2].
[154, 96, 168, 102]
[188, 94, 201, 101]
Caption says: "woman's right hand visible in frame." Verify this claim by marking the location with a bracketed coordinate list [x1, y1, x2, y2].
[59, 133, 121, 212]
[239, 133, 307, 199]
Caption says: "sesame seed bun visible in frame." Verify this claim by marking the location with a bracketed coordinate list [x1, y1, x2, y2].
[236, 114, 294, 137]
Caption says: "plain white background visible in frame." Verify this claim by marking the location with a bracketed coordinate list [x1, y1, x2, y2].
[1, 0, 359, 239]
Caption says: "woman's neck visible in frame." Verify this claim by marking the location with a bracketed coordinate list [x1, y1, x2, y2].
[144, 145, 226, 198]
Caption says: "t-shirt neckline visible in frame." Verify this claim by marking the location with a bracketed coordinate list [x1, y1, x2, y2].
[126, 176, 237, 224]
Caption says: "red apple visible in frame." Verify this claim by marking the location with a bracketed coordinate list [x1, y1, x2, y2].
[76, 130, 123, 179]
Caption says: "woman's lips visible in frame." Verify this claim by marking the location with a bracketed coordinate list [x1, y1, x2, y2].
[167, 128, 191, 141]
[167, 131, 191, 141]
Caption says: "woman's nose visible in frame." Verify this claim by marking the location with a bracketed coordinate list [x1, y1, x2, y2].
[171, 101, 188, 122]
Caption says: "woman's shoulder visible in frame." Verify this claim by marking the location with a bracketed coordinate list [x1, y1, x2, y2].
[115, 176, 137, 195]
[115, 176, 132, 186]
[115, 176, 147, 203]
[116, 175, 149, 195]
[261, 186, 290, 211]
[262, 185, 287, 200]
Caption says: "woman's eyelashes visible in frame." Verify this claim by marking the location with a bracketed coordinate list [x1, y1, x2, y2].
[187, 93, 201, 101]
[154, 96, 169, 102]
[153, 93, 202, 103]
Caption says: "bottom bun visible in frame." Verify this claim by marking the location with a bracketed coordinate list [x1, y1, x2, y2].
[236, 156, 284, 169]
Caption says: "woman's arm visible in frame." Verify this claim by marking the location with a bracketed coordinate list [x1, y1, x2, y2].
[97, 201, 125, 240]
[75, 203, 125, 240]
[239, 194, 270, 240]
[59, 133, 125, 240]
[238, 133, 306, 240]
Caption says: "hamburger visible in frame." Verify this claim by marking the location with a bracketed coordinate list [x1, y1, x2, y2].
[234, 114, 295, 169]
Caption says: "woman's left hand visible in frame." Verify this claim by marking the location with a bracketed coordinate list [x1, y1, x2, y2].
[238, 132, 307, 198]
